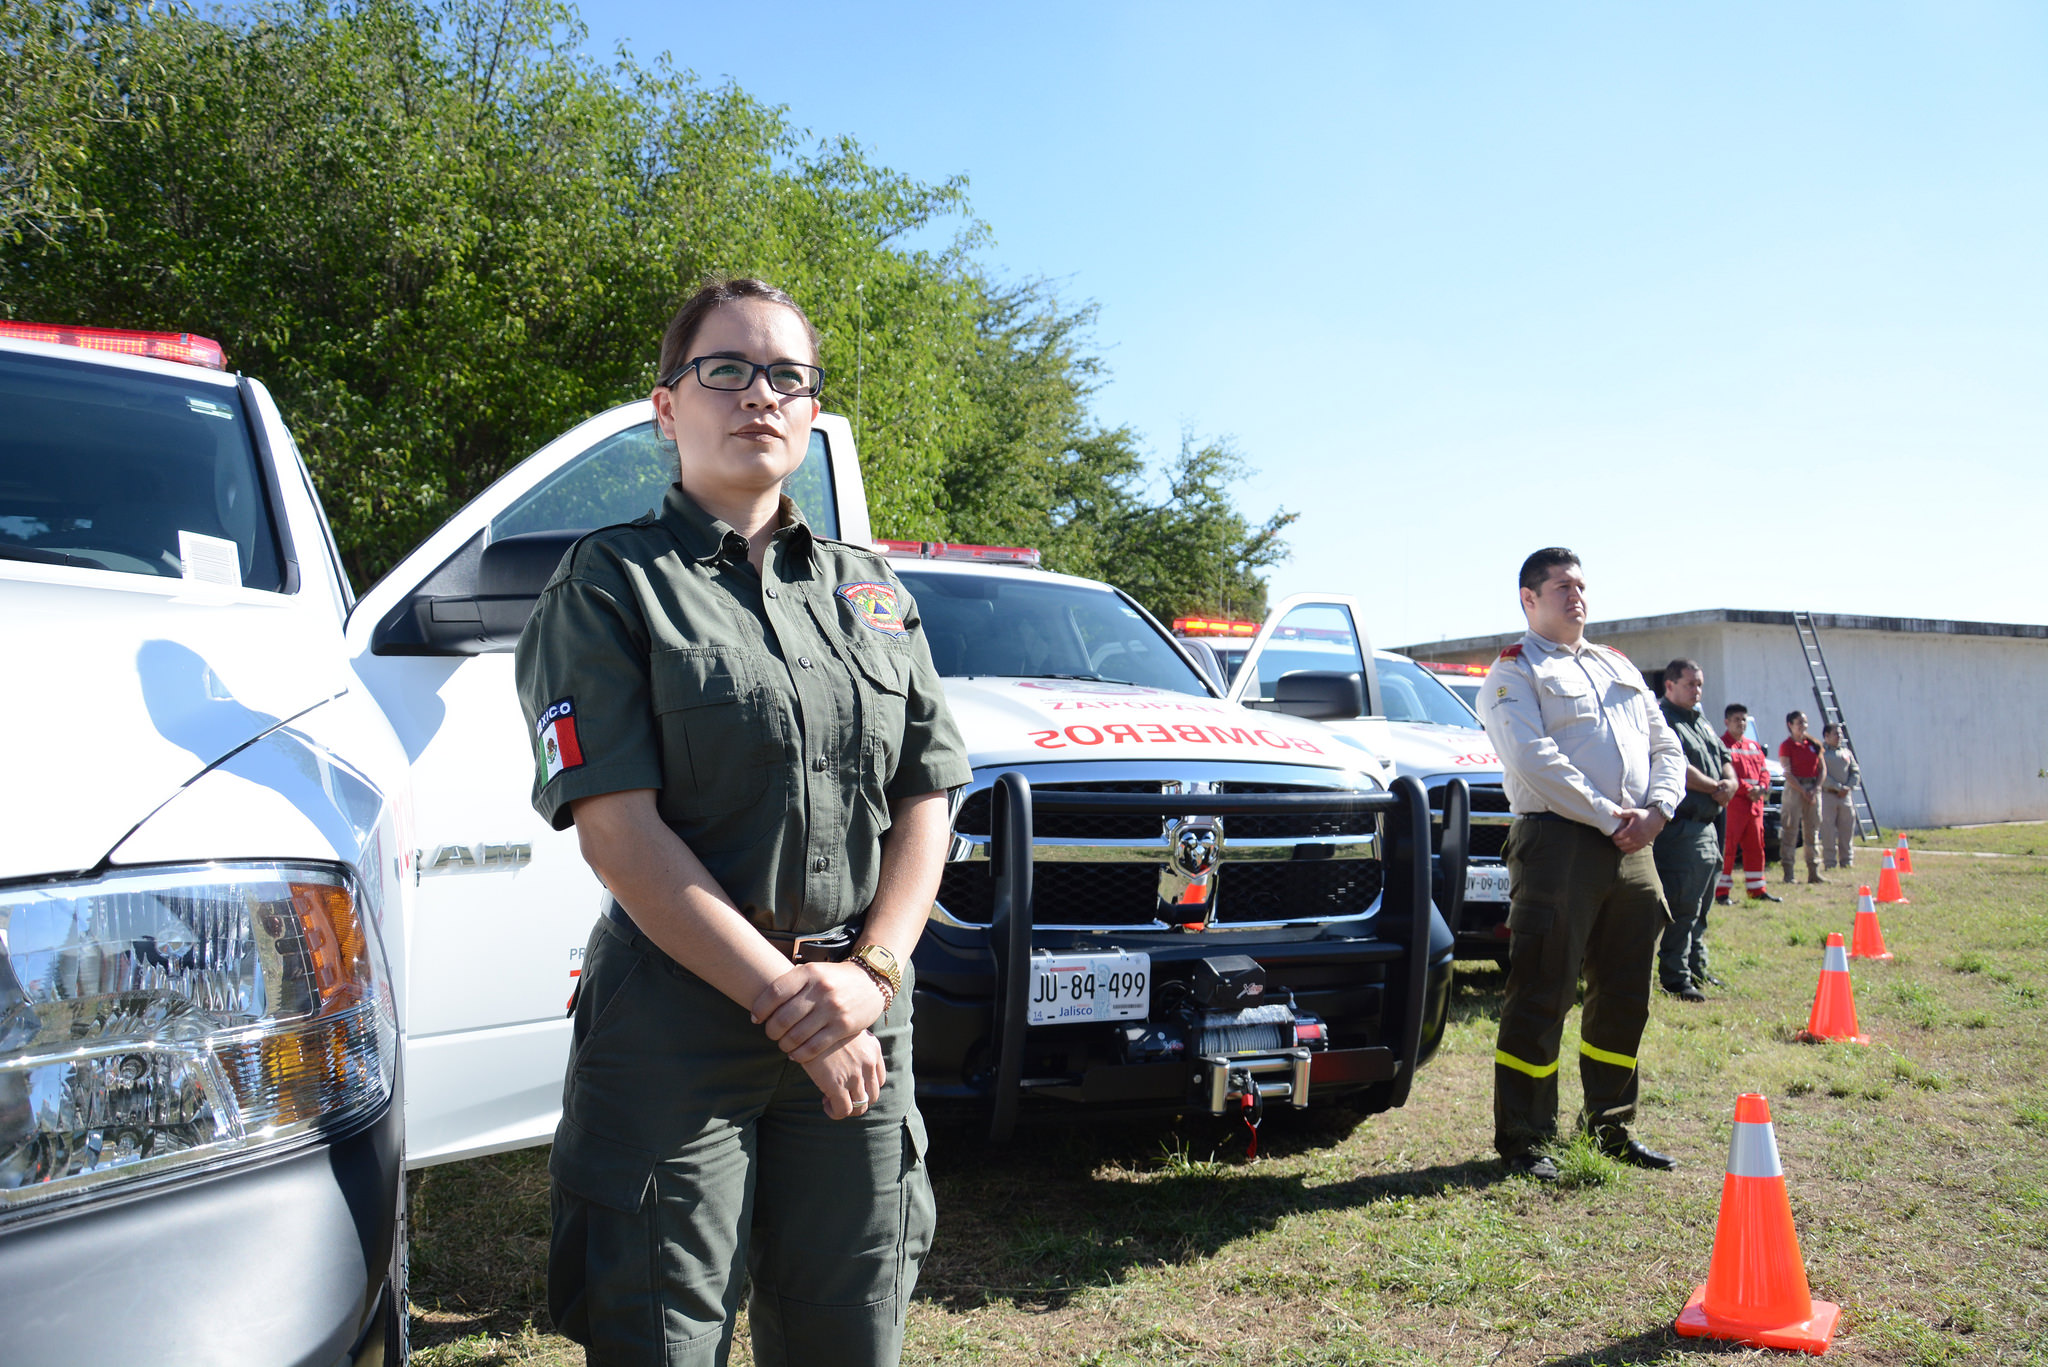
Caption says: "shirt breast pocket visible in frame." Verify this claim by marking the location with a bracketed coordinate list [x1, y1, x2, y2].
[650, 647, 778, 816]
[847, 643, 911, 795]
[1539, 677, 1597, 729]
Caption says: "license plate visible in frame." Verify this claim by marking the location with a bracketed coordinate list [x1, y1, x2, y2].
[1465, 863, 1512, 903]
[1026, 952, 1150, 1025]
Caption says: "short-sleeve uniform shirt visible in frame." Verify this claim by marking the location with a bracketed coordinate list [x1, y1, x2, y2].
[514, 483, 972, 935]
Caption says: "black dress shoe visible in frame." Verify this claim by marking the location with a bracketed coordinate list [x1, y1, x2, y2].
[1594, 1133, 1678, 1170]
[1713, 895, 1732, 906]
[1501, 1150, 1559, 1181]
[1749, 890, 1783, 903]
[1660, 981, 1707, 1002]
[1695, 971, 1728, 988]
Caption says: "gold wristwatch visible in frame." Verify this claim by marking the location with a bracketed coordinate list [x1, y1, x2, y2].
[850, 943, 902, 999]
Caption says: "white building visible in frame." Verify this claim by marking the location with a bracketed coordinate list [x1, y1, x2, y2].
[1398, 610, 2048, 830]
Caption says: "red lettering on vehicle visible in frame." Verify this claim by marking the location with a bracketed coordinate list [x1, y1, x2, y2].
[1029, 729, 1064, 749]
[1065, 725, 1103, 745]
[1453, 752, 1499, 766]
[1174, 724, 1213, 743]
[1209, 726, 1259, 746]
[1254, 729, 1290, 749]
[1103, 723, 1141, 743]
[1289, 736, 1324, 754]
[1141, 723, 1174, 742]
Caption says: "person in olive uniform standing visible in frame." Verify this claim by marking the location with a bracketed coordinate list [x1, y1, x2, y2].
[515, 278, 971, 1367]
[1652, 659, 1736, 1001]
[1477, 548, 1685, 1181]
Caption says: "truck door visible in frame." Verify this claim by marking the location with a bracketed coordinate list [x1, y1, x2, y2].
[345, 405, 865, 1165]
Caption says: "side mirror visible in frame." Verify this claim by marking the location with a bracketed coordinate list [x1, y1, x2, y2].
[1273, 670, 1365, 721]
[371, 529, 585, 656]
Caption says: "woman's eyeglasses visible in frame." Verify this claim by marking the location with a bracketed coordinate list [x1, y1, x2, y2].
[663, 356, 824, 398]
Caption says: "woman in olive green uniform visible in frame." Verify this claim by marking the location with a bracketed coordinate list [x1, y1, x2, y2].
[515, 279, 970, 1367]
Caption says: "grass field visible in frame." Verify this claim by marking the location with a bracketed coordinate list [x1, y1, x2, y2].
[407, 826, 2048, 1365]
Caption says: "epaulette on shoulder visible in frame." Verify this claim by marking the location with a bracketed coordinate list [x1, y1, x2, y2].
[1498, 644, 1523, 660]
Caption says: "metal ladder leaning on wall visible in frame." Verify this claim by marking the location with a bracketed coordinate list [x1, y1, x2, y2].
[1791, 611, 1880, 838]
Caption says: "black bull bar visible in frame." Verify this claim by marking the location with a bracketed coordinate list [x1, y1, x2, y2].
[982, 773, 1467, 1142]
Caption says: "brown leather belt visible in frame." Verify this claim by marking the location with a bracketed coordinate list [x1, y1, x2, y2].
[604, 901, 860, 964]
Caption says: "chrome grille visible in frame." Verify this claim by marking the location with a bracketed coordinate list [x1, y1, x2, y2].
[937, 761, 1385, 930]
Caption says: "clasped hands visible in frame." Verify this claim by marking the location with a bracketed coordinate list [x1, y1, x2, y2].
[1609, 806, 1666, 854]
[750, 962, 889, 1120]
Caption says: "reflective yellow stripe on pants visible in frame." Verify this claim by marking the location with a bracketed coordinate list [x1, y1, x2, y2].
[1579, 1041, 1637, 1070]
[1495, 1049, 1560, 1078]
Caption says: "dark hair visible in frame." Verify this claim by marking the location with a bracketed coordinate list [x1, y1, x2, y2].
[1518, 547, 1580, 595]
[1725, 703, 1748, 720]
[1786, 710, 1807, 727]
[1823, 722, 1842, 739]
[1664, 658, 1701, 681]
[657, 277, 821, 389]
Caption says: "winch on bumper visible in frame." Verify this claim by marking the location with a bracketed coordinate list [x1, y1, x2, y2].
[910, 773, 1459, 1140]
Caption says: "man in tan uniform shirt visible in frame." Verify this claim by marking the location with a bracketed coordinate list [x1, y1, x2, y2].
[1477, 548, 1686, 1180]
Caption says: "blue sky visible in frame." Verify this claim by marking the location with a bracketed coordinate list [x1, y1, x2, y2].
[570, 2, 2048, 647]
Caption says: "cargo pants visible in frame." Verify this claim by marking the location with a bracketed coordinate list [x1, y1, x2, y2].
[549, 910, 934, 1367]
[1780, 782, 1821, 879]
[1653, 819, 1720, 989]
[1820, 791, 1857, 869]
[1494, 817, 1670, 1156]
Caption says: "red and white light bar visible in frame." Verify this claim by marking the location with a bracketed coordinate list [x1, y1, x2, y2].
[1173, 617, 1260, 638]
[0, 321, 226, 370]
[874, 539, 1041, 567]
[1420, 660, 1490, 677]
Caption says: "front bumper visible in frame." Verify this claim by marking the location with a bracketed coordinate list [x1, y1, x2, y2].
[0, 1095, 403, 1367]
[912, 920, 1454, 1122]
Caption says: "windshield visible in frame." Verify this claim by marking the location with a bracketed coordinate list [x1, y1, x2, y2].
[897, 568, 1210, 696]
[0, 351, 284, 590]
[1377, 655, 1484, 729]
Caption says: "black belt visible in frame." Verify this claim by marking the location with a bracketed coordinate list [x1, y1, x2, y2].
[604, 901, 861, 964]
[1516, 811, 1602, 833]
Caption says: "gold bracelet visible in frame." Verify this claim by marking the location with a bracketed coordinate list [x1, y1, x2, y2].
[852, 955, 896, 1007]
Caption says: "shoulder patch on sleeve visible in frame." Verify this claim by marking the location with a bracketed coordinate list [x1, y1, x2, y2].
[535, 697, 585, 784]
[836, 580, 910, 638]
[1498, 644, 1523, 659]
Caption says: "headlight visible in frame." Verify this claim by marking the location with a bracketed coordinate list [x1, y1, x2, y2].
[0, 863, 397, 1214]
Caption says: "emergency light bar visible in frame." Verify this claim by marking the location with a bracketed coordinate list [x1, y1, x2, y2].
[874, 539, 1041, 567]
[1172, 617, 1260, 638]
[1420, 661, 1490, 676]
[0, 321, 227, 370]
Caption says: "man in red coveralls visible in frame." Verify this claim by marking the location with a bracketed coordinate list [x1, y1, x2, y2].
[1716, 704, 1780, 904]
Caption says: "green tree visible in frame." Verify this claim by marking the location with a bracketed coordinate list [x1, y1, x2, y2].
[2, 0, 1292, 612]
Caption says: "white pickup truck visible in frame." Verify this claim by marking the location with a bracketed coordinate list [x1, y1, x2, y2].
[1, 323, 1457, 1361]
[1176, 606, 1516, 961]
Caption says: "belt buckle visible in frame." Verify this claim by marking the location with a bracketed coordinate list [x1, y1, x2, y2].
[787, 929, 843, 963]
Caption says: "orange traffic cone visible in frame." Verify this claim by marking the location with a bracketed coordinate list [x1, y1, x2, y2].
[1849, 887, 1892, 962]
[1875, 852, 1909, 905]
[1893, 836, 1914, 874]
[1798, 933, 1869, 1044]
[1675, 1093, 1842, 1354]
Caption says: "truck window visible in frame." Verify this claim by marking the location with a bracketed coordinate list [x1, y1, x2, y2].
[489, 422, 839, 540]
[1249, 603, 1367, 700]
[897, 569, 1209, 696]
[0, 351, 285, 591]
[1375, 655, 1484, 729]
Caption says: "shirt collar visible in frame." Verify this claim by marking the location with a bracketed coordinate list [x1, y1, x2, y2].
[1524, 628, 1583, 656]
[660, 484, 815, 567]
[1663, 697, 1703, 723]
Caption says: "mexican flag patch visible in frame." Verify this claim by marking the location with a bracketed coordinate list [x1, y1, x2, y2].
[536, 697, 585, 784]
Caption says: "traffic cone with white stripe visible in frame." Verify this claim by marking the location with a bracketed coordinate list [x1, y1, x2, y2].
[1893, 836, 1914, 874]
[1874, 852, 1909, 905]
[1675, 1093, 1841, 1354]
[1849, 887, 1892, 962]
[1798, 933, 1869, 1044]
